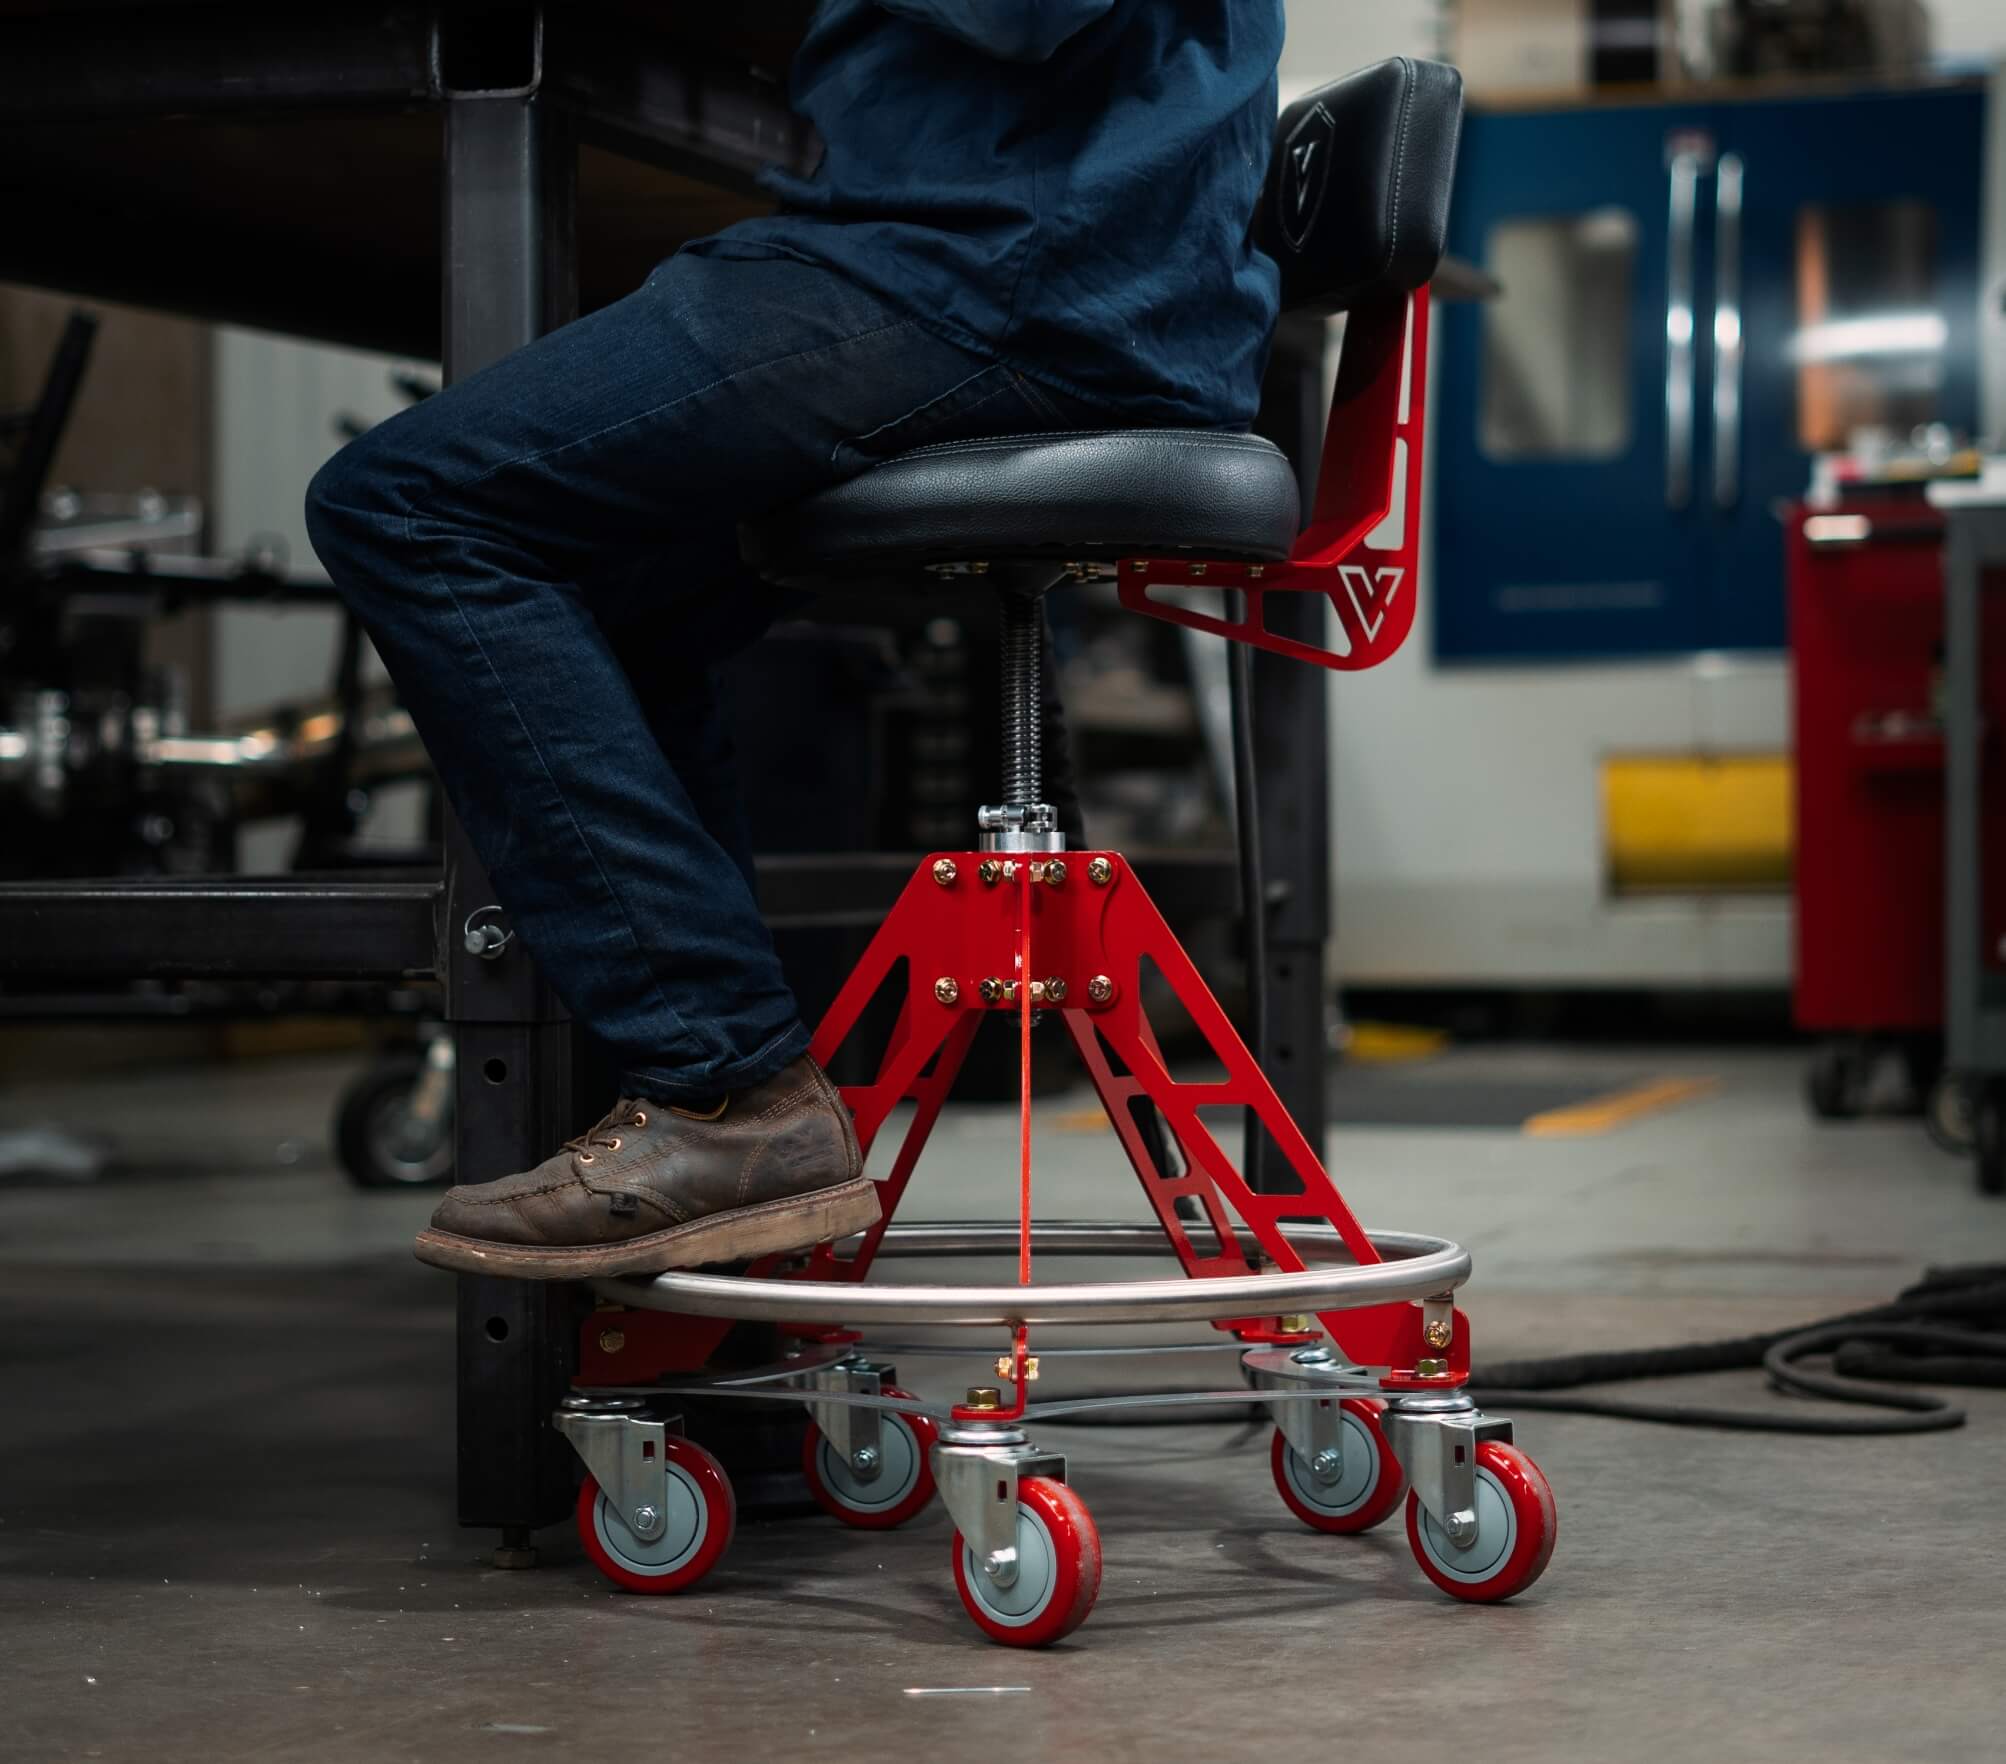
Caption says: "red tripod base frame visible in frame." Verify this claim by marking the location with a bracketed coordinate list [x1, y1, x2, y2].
[574, 848, 1472, 1387]
[809, 850, 1467, 1384]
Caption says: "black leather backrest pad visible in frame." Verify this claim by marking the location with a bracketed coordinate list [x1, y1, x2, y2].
[1258, 57, 1464, 316]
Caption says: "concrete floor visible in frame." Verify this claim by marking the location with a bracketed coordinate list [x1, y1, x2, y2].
[2, 1045, 2003, 1762]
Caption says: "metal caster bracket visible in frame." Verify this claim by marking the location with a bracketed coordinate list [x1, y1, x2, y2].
[554, 1395, 682, 1545]
[933, 1423, 1066, 1592]
[803, 1358, 891, 1487]
[1244, 1343, 1376, 1494]
[1384, 1395, 1513, 1550]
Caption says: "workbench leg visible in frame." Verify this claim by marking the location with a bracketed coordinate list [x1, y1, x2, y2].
[439, 33, 581, 1563]
[1244, 315, 1334, 1188]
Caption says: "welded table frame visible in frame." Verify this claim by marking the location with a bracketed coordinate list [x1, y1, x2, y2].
[1935, 493, 2006, 1079]
[1, 1, 1336, 1558]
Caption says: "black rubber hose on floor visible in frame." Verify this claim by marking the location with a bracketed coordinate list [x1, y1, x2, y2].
[1467, 1267, 2006, 1435]
[1037, 1268, 2006, 1433]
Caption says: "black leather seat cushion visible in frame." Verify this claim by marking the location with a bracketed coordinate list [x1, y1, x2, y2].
[741, 429, 1300, 584]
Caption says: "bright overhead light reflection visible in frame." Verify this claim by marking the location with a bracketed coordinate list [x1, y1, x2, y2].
[1789, 312, 1946, 362]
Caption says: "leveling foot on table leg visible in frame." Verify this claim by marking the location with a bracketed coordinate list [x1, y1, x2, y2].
[492, 1524, 538, 1570]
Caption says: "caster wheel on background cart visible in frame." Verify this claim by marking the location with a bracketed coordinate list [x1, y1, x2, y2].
[1805, 1041, 1868, 1120]
[577, 1437, 735, 1594]
[802, 1387, 939, 1529]
[334, 1052, 454, 1188]
[950, 1476, 1101, 1647]
[1926, 1073, 1975, 1157]
[1269, 1398, 1408, 1534]
[1405, 1440, 1555, 1603]
[1974, 1082, 2006, 1197]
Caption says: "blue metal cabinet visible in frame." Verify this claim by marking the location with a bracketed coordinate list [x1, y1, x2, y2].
[1434, 83, 1985, 663]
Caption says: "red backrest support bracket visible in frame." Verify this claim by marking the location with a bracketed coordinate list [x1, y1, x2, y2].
[1116, 285, 1429, 673]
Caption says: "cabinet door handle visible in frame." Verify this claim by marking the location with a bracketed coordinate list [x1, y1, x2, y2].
[1712, 152, 1744, 509]
[1665, 144, 1704, 510]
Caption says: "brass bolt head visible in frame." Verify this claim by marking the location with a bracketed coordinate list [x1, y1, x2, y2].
[1044, 976, 1068, 1003]
[596, 1329, 626, 1355]
[978, 859, 1003, 886]
[1028, 979, 1047, 1004]
[1087, 856, 1113, 886]
[1086, 974, 1114, 1005]
[1416, 1357, 1450, 1379]
[963, 1386, 1003, 1411]
[934, 976, 961, 1006]
[1276, 1314, 1313, 1335]
[1423, 1318, 1453, 1349]
[1044, 860, 1067, 886]
[991, 1357, 1042, 1382]
[931, 858, 958, 886]
[978, 977, 1005, 1004]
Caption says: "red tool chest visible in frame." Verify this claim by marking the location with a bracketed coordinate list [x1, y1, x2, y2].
[1789, 499, 2006, 1114]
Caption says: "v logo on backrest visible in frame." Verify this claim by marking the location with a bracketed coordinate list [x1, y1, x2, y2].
[1338, 564, 1404, 641]
[1291, 140, 1319, 215]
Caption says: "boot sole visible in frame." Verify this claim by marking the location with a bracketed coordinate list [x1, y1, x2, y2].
[411, 1176, 882, 1281]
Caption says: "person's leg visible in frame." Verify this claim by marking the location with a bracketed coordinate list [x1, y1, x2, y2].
[304, 245, 1077, 1272]
[309, 245, 1045, 1100]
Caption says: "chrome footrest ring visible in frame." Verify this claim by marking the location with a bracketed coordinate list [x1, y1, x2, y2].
[592, 1221, 1468, 1329]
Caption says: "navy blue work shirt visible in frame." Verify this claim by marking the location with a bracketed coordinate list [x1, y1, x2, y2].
[689, 0, 1285, 428]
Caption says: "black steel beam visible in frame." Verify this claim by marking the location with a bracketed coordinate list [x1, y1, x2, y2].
[0, 878, 441, 980]
[438, 55, 582, 1558]
[0, 4, 440, 122]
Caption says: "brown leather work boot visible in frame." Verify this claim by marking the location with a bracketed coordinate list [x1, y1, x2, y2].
[412, 1055, 877, 1279]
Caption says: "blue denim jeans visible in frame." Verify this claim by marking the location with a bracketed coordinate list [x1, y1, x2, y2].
[305, 243, 1103, 1105]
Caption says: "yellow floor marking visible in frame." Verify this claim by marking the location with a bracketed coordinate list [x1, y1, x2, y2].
[1054, 1107, 1113, 1134]
[1523, 1075, 1720, 1138]
[1344, 1021, 1450, 1064]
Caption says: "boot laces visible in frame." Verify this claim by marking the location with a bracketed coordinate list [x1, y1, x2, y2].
[566, 1102, 648, 1164]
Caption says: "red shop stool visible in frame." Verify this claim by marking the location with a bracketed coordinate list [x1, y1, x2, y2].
[553, 57, 1556, 1646]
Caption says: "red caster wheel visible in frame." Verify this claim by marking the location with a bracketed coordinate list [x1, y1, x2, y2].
[1269, 1398, 1408, 1534]
[1405, 1440, 1556, 1603]
[802, 1386, 939, 1530]
[950, 1476, 1101, 1648]
[576, 1436, 735, 1595]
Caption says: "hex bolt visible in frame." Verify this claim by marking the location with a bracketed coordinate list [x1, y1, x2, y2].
[993, 1355, 1041, 1381]
[1043, 860, 1067, 886]
[932, 858, 958, 887]
[963, 1386, 1003, 1411]
[1276, 1313, 1313, 1335]
[978, 859, 1003, 885]
[632, 1505, 661, 1536]
[1087, 856, 1113, 886]
[851, 1446, 880, 1475]
[935, 976, 961, 1006]
[1043, 977, 1068, 1004]
[1416, 1357, 1450, 1379]
[979, 977, 1005, 1004]
[1086, 974, 1115, 1005]
[596, 1328, 626, 1355]
[1423, 1318, 1453, 1350]
[1310, 1449, 1341, 1482]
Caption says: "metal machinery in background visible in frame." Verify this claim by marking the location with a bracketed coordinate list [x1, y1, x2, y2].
[0, 3, 1333, 1568]
[0, 306, 461, 1186]
[1338, 75, 1988, 993]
